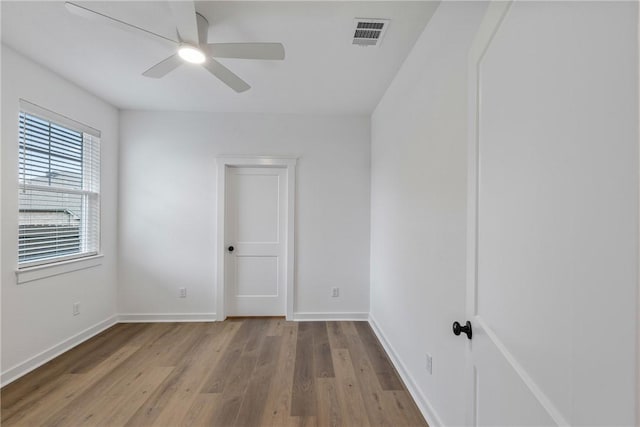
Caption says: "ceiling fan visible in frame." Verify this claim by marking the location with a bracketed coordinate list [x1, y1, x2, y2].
[64, 1, 285, 92]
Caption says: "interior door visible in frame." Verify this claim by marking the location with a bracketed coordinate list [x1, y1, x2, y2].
[225, 166, 286, 316]
[464, 1, 636, 425]
[465, 3, 564, 424]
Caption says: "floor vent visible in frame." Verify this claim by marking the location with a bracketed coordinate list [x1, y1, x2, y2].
[352, 18, 390, 47]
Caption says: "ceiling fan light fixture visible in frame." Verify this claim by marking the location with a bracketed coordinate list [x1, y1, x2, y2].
[178, 45, 206, 64]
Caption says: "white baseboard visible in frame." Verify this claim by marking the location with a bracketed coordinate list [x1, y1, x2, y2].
[293, 312, 369, 321]
[1, 315, 118, 387]
[118, 313, 217, 323]
[368, 314, 444, 427]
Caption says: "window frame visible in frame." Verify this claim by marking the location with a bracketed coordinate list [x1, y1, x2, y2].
[17, 100, 102, 270]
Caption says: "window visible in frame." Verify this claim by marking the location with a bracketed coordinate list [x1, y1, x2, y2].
[18, 100, 100, 268]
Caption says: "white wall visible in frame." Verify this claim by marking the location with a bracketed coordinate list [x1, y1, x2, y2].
[1, 46, 119, 380]
[371, 1, 638, 426]
[118, 111, 370, 318]
[370, 3, 487, 425]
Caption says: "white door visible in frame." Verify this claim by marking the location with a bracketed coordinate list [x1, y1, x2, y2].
[465, 2, 636, 425]
[225, 166, 287, 316]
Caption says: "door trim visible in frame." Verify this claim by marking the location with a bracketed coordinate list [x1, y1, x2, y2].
[216, 156, 297, 321]
[467, 0, 513, 329]
[637, 4, 640, 421]
[466, 2, 569, 426]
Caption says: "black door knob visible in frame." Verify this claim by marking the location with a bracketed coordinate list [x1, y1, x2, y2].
[452, 321, 472, 339]
[228, 246, 234, 252]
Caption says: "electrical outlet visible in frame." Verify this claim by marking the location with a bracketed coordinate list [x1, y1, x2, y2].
[73, 302, 80, 316]
[425, 353, 432, 375]
[179, 287, 187, 298]
[331, 287, 339, 297]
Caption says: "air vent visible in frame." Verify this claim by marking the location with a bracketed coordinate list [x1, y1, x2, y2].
[352, 18, 390, 47]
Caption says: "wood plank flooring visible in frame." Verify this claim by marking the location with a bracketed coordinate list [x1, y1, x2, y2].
[1, 319, 428, 427]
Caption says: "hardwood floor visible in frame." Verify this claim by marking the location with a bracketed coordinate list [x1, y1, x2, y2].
[1, 319, 428, 427]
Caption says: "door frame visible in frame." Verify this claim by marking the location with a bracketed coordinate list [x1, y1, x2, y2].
[637, 3, 640, 420]
[215, 156, 297, 321]
[466, 2, 569, 425]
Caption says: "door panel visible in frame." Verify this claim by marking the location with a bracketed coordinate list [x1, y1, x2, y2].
[475, 7, 574, 409]
[234, 173, 280, 242]
[469, 2, 571, 425]
[474, 334, 555, 426]
[235, 256, 278, 296]
[225, 167, 286, 316]
[468, 1, 637, 425]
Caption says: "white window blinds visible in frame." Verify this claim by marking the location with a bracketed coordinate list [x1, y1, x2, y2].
[18, 101, 101, 267]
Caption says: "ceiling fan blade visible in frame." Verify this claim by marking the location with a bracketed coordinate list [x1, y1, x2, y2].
[167, 1, 199, 45]
[196, 13, 209, 46]
[206, 43, 285, 60]
[142, 54, 183, 78]
[65, 2, 178, 45]
[202, 59, 251, 93]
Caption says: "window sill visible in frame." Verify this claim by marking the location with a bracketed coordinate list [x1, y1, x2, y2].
[16, 254, 104, 284]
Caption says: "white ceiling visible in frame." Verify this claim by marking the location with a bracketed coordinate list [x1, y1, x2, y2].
[1, 1, 438, 114]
